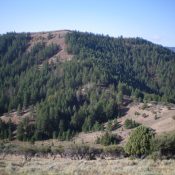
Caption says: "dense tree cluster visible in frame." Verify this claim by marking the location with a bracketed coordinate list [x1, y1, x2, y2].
[34, 85, 118, 140]
[66, 31, 175, 103]
[0, 32, 59, 115]
[0, 118, 15, 140]
[0, 31, 175, 141]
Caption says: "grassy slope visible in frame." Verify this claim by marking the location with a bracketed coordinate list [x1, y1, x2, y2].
[1, 157, 175, 175]
[1, 101, 175, 147]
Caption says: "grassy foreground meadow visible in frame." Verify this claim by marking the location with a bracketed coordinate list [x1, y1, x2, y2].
[1, 157, 175, 175]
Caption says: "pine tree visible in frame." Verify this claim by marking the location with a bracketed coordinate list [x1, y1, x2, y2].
[59, 120, 64, 134]
[124, 126, 154, 157]
[17, 122, 24, 141]
[17, 104, 21, 116]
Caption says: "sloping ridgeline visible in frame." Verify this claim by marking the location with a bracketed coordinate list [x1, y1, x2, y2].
[0, 31, 175, 141]
[66, 31, 175, 102]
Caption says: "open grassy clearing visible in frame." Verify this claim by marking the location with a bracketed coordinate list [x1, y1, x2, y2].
[1, 157, 175, 175]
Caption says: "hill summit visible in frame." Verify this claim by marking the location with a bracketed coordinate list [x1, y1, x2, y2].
[0, 30, 175, 141]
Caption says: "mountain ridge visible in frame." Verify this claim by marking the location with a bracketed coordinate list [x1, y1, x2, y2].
[0, 30, 175, 141]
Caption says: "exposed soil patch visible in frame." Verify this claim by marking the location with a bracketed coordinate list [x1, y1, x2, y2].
[1, 102, 175, 146]
[115, 102, 175, 144]
[28, 30, 73, 63]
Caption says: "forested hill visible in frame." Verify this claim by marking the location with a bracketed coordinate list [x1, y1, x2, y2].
[66, 32, 175, 102]
[0, 31, 175, 141]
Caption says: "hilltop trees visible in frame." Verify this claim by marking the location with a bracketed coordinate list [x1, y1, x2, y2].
[0, 31, 175, 141]
[66, 31, 175, 103]
[0, 33, 59, 115]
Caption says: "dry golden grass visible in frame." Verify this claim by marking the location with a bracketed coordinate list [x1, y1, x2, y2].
[1, 102, 175, 175]
[1, 157, 175, 175]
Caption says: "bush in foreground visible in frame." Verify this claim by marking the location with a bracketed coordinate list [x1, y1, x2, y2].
[151, 132, 175, 158]
[103, 145, 125, 158]
[124, 126, 154, 157]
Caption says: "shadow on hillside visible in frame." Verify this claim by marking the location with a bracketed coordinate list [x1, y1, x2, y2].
[119, 107, 130, 118]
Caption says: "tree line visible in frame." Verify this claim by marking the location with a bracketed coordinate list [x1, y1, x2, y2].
[0, 31, 175, 141]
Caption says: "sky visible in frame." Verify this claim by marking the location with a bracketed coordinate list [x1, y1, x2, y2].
[0, 0, 175, 46]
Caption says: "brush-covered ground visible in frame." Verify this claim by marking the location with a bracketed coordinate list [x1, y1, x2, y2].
[1, 30, 175, 175]
[0, 102, 175, 175]
[1, 156, 175, 175]
[1, 101, 175, 145]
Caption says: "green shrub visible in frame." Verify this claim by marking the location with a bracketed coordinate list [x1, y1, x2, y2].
[124, 126, 154, 157]
[51, 145, 64, 155]
[96, 132, 122, 146]
[21, 145, 51, 155]
[151, 132, 175, 158]
[58, 130, 75, 141]
[92, 121, 104, 131]
[37, 145, 51, 154]
[21, 146, 37, 155]
[106, 119, 120, 131]
[124, 119, 140, 129]
[65, 144, 102, 160]
[149, 151, 161, 161]
[103, 145, 125, 157]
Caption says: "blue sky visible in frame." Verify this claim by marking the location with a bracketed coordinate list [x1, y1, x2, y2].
[0, 0, 175, 46]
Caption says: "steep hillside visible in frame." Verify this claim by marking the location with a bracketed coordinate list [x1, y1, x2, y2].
[29, 30, 72, 62]
[66, 32, 175, 102]
[0, 30, 175, 142]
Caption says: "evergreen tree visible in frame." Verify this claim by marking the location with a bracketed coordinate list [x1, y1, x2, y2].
[124, 126, 154, 157]
[17, 122, 24, 141]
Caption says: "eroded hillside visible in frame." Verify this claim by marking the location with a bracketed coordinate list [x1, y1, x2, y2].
[28, 30, 73, 62]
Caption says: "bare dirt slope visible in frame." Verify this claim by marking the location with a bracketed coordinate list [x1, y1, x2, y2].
[74, 102, 175, 145]
[117, 102, 175, 133]
[28, 30, 73, 62]
[1, 102, 175, 146]
[1, 110, 31, 125]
